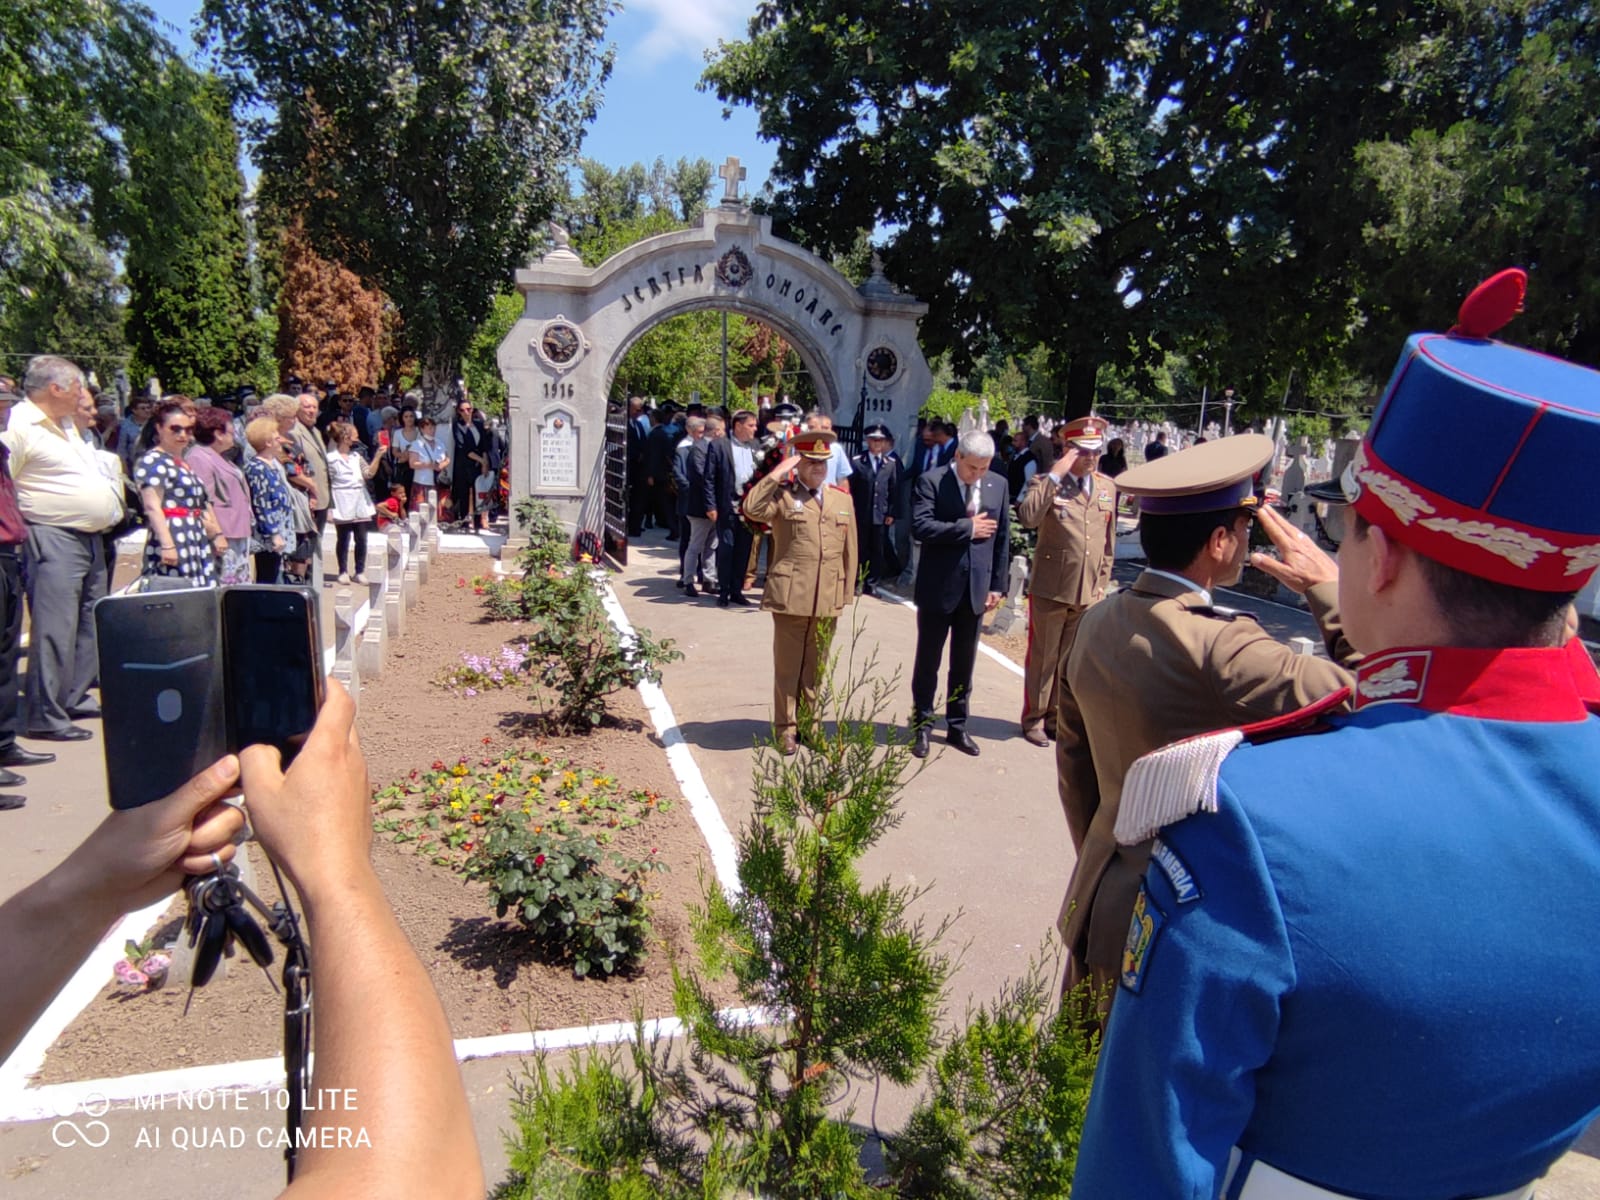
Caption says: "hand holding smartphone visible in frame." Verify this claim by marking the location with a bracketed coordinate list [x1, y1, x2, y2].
[96, 587, 325, 810]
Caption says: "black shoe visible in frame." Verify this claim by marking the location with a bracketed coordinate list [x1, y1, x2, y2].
[911, 728, 931, 759]
[948, 730, 981, 757]
[665, 533, 679, 542]
[683, 584, 700, 598]
[862, 584, 877, 597]
[68, 705, 101, 719]
[717, 597, 730, 608]
[729, 595, 753, 607]
[0, 794, 23, 811]
[0, 768, 23, 787]
[26, 725, 92, 742]
[0, 745, 54, 767]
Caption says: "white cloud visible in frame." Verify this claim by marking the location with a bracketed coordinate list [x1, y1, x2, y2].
[624, 0, 755, 64]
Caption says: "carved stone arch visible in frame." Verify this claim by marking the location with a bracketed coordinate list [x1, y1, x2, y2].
[602, 294, 842, 416]
[497, 204, 932, 541]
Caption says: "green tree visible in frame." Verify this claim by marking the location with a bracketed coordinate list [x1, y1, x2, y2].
[1354, 0, 1600, 370]
[111, 64, 260, 396]
[704, 1, 1455, 417]
[0, 239, 127, 375]
[203, 0, 614, 399]
[463, 290, 523, 414]
[0, 0, 168, 349]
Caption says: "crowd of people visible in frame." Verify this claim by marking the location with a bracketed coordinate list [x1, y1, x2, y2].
[0, 356, 515, 811]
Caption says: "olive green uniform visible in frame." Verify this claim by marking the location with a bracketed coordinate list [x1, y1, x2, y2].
[742, 472, 858, 733]
[1057, 570, 1358, 995]
[1016, 468, 1117, 736]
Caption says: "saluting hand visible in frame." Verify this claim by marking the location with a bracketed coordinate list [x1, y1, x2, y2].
[1250, 504, 1338, 595]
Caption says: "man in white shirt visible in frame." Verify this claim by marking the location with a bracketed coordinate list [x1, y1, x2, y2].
[3, 357, 124, 740]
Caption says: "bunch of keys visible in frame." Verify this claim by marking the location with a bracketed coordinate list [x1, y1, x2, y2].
[182, 862, 281, 992]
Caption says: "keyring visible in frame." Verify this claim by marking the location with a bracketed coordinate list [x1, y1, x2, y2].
[209, 851, 224, 873]
[219, 794, 255, 844]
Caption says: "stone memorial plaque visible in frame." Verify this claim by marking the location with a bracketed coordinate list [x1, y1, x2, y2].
[538, 409, 579, 491]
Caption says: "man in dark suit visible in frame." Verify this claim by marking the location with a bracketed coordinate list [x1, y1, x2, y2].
[897, 420, 956, 571]
[643, 407, 678, 537]
[909, 430, 1010, 759]
[702, 411, 753, 606]
[626, 395, 649, 535]
[850, 424, 900, 596]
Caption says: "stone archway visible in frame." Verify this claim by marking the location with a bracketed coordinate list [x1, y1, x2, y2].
[497, 199, 933, 544]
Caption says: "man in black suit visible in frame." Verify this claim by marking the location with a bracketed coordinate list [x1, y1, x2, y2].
[701, 412, 753, 606]
[896, 420, 956, 572]
[643, 407, 678, 537]
[851, 424, 900, 596]
[909, 430, 1009, 759]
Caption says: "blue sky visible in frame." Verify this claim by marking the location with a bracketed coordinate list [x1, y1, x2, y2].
[142, 0, 777, 197]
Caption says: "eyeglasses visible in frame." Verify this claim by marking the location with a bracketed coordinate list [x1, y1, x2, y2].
[166, 423, 195, 437]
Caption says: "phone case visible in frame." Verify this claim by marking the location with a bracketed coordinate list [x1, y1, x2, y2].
[95, 589, 227, 810]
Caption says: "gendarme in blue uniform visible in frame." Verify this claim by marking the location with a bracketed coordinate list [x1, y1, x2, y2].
[1074, 270, 1600, 1200]
[1073, 644, 1600, 1198]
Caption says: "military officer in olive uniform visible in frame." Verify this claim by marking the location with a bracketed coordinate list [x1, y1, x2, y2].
[742, 429, 858, 757]
[1057, 435, 1358, 1004]
[1017, 415, 1117, 747]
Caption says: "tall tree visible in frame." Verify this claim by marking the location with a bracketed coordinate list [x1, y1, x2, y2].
[110, 63, 260, 395]
[705, 0, 1453, 417]
[1353, 0, 1600, 371]
[202, 0, 614, 398]
[276, 221, 385, 393]
[0, 0, 167, 355]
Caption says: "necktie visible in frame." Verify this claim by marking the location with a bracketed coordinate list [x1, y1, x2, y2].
[924, 448, 935, 471]
[966, 483, 980, 516]
[810, 488, 822, 507]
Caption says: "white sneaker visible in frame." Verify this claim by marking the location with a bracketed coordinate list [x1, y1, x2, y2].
[337, 572, 350, 584]
[353, 573, 369, 585]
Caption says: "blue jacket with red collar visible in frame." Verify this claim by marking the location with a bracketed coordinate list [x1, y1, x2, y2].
[1072, 643, 1600, 1199]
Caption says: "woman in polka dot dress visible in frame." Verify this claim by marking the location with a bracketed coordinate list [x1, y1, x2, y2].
[134, 400, 226, 586]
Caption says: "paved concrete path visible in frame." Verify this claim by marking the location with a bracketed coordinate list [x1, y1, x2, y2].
[3, 529, 1596, 1197]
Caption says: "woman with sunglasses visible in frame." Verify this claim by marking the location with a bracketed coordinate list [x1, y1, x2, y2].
[134, 399, 226, 586]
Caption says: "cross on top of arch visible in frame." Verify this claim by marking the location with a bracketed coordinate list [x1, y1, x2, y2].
[718, 156, 747, 203]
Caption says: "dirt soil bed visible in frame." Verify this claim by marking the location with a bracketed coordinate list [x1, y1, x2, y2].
[35, 557, 730, 1085]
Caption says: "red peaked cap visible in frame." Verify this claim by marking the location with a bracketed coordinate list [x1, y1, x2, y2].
[1450, 267, 1527, 339]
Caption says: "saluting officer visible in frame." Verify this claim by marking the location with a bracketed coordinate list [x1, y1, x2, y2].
[1057, 434, 1357, 1005]
[742, 429, 858, 757]
[1016, 415, 1117, 747]
[1074, 271, 1600, 1200]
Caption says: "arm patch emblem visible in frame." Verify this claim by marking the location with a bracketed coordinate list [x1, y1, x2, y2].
[1120, 882, 1167, 994]
[1151, 838, 1202, 904]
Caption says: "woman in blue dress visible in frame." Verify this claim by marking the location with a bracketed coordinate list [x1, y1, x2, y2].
[242, 416, 297, 584]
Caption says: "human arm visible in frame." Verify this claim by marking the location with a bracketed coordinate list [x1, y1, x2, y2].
[240, 685, 483, 1200]
[0, 758, 244, 1063]
[140, 487, 179, 567]
[1097, 481, 1117, 595]
[1071, 792, 1290, 1196]
[987, 490, 1010, 598]
[1056, 638, 1099, 850]
[740, 458, 800, 524]
[1015, 471, 1061, 529]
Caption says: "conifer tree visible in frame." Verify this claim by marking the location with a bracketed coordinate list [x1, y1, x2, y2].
[115, 63, 260, 395]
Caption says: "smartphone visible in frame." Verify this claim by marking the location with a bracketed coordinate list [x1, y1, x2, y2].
[221, 586, 324, 767]
[96, 587, 325, 809]
[96, 589, 227, 810]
